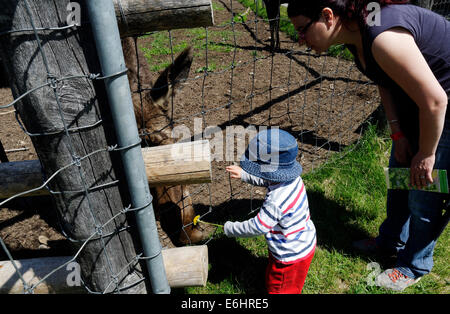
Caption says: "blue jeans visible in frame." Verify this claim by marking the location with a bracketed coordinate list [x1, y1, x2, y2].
[376, 120, 450, 278]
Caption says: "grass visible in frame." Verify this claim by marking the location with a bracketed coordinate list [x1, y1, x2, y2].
[141, 26, 241, 73]
[183, 124, 449, 294]
[139, 1, 246, 73]
[237, 0, 298, 40]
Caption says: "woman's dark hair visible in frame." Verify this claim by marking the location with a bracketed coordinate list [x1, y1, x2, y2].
[287, 0, 410, 26]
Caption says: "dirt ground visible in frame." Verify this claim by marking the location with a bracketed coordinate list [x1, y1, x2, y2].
[0, 0, 379, 271]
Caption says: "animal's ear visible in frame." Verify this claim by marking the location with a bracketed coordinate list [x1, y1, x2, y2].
[150, 47, 193, 102]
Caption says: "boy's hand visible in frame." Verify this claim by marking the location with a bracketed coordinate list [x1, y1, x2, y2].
[226, 165, 242, 179]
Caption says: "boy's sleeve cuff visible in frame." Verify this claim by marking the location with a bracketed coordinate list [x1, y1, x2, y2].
[241, 169, 250, 182]
[223, 221, 232, 237]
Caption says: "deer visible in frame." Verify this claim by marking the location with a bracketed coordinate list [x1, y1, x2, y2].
[263, 0, 289, 51]
[121, 37, 206, 248]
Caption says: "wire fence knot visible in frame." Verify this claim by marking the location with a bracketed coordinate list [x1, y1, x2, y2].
[47, 74, 59, 89]
[87, 73, 101, 80]
[73, 155, 82, 167]
[107, 144, 118, 151]
[121, 204, 132, 215]
[95, 225, 104, 237]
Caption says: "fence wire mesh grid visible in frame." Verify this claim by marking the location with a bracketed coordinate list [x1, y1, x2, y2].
[0, 0, 448, 294]
[432, 0, 450, 18]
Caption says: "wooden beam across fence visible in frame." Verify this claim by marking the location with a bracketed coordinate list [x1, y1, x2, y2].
[113, 0, 215, 36]
[0, 140, 212, 200]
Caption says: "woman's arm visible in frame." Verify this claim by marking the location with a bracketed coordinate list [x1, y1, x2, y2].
[372, 27, 448, 188]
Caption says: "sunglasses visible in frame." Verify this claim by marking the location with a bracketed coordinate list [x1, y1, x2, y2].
[297, 20, 314, 41]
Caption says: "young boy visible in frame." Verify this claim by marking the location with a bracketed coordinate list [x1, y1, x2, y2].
[224, 128, 316, 294]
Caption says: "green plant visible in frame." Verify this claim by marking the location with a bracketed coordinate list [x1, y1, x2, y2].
[195, 64, 217, 73]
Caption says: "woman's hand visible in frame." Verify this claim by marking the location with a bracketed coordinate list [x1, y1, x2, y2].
[410, 151, 435, 189]
[226, 165, 242, 179]
[393, 137, 413, 166]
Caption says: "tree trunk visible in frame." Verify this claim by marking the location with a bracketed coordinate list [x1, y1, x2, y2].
[0, 0, 147, 293]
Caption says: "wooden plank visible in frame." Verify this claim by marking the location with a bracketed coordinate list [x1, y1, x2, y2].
[143, 140, 212, 186]
[161, 245, 208, 288]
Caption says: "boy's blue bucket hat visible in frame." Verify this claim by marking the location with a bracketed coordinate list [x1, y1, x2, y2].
[240, 128, 302, 182]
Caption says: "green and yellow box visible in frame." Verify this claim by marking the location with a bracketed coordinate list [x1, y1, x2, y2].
[384, 168, 449, 194]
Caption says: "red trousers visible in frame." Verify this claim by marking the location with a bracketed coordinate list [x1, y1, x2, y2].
[265, 249, 315, 294]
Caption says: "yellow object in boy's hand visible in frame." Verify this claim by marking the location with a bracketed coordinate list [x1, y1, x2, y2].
[192, 215, 224, 228]
[193, 215, 200, 226]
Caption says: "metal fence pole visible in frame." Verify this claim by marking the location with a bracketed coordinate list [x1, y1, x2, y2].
[85, 0, 170, 294]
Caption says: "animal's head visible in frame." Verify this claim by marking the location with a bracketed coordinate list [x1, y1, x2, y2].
[122, 37, 193, 145]
[140, 47, 193, 145]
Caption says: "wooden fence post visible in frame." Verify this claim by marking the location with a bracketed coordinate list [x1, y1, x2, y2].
[0, 0, 147, 293]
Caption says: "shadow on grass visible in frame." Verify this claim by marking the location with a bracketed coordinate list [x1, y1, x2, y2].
[192, 198, 268, 293]
[171, 236, 267, 294]
[207, 237, 267, 293]
[307, 189, 397, 268]
[307, 189, 371, 251]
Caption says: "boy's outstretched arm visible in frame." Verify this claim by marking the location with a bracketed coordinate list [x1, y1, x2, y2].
[224, 201, 279, 238]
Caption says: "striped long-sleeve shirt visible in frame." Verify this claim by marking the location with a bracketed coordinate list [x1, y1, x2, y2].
[224, 171, 316, 264]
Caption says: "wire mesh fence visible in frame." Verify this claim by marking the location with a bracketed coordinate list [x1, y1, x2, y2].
[431, 0, 450, 18]
[0, 0, 448, 294]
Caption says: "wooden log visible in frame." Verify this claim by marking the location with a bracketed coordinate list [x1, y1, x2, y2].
[0, 256, 85, 294]
[0, 0, 212, 293]
[143, 140, 212, 186]
[162, 245, 208, 288]
[0, 245, 208, 293]
[113, 0, 215, 36]
[0, 140, 212, 200]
